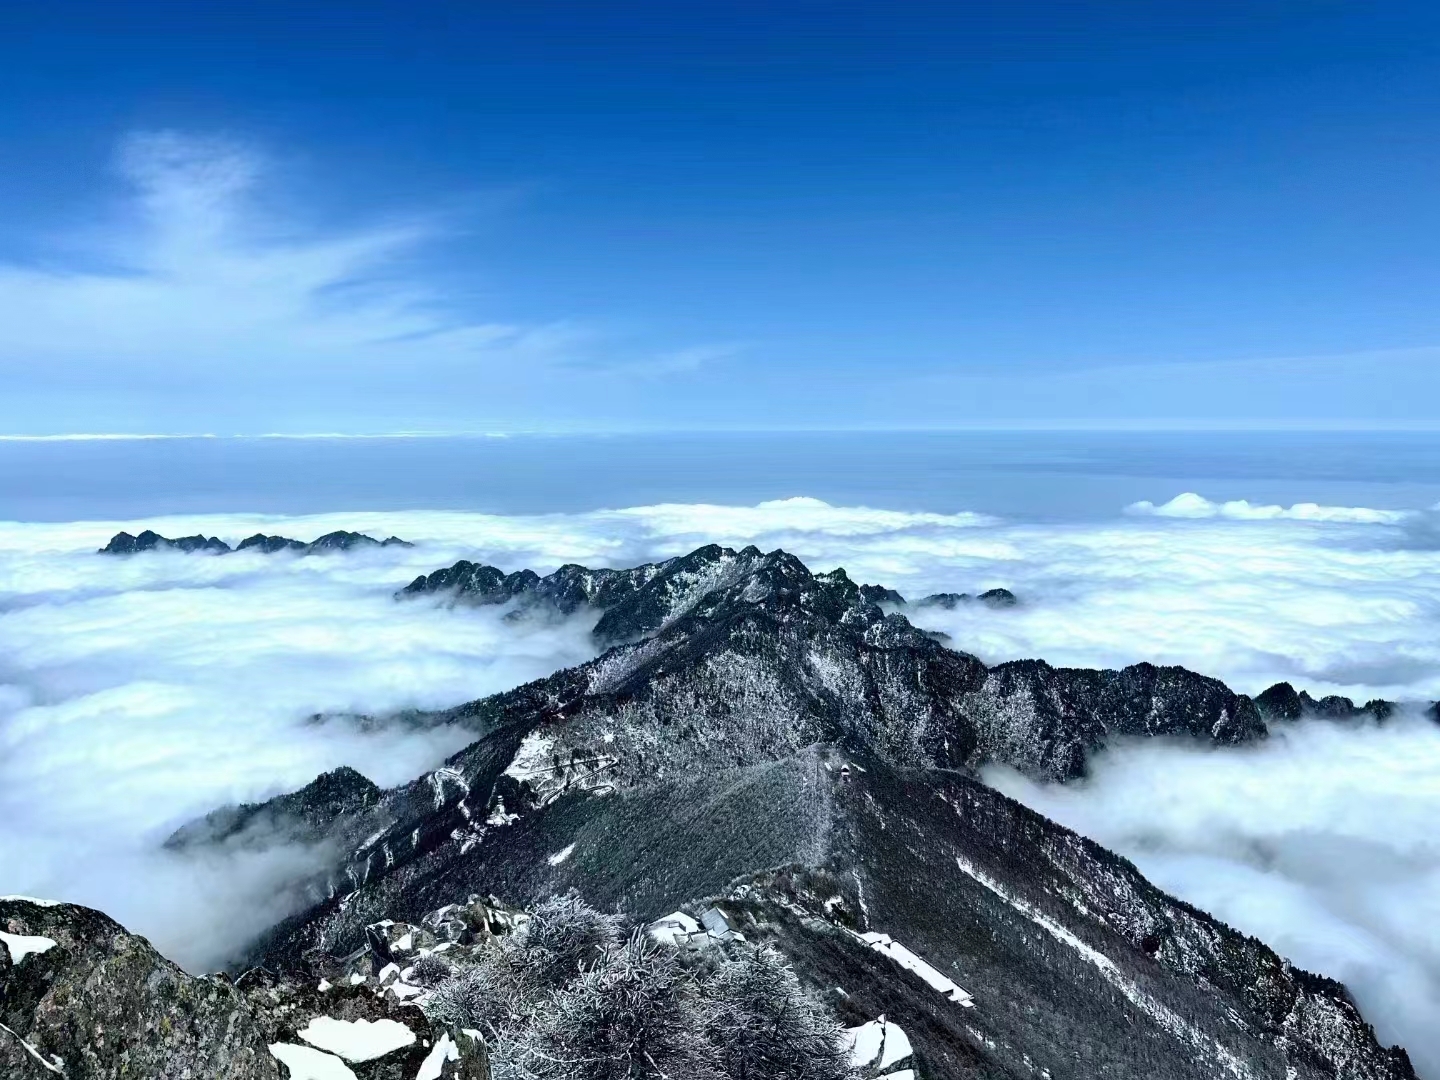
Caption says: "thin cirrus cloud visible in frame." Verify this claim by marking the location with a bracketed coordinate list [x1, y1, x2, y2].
[0, 132, 727, 434]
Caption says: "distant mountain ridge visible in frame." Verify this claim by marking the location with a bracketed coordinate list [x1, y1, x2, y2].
[400, 546, 1020, 640]
[99, 529, 413, 555]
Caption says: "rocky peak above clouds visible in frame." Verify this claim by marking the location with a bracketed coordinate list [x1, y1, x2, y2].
[99, 529, 412, 556]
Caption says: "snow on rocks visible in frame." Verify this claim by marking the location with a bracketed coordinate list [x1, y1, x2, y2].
[547, 842, 576, 866]
[0, 930, 57, 964]
[0, 1020, 66, 1075]
[846, 1016, 915, 1072]
[851, 930, 975, 1007]
[298, 1016, 417, 1062]
[415, 1033, 459, 1080]
[269, 1042, 359, 1080]
[504, 731, 555, 783]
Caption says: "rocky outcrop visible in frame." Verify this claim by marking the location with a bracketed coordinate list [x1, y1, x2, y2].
[166, 766, 383, 851]
[99, 530, 411, 557]
[400, 546, 1019, 637]
[1254, 681, 1395, 724]
[99, 530, 231, 555]
[0, 897, 482, 1079]
[913, 587, 1018, 609]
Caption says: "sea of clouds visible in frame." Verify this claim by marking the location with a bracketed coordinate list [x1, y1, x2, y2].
[2, 494, 1439, 1072]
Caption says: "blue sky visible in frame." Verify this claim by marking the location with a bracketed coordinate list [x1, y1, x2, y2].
[1, 1, 1438, 433]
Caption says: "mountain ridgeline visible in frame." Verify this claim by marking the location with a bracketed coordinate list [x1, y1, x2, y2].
[99, 529, 412, 555]
[5, 543, 1415, 1079]
[233, 545, 1409, 1078]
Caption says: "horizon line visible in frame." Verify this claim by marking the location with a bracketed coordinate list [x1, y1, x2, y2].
[4, 422, 1440, 441]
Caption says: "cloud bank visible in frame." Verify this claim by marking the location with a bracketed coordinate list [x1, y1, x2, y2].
[986, 717, 1440, 1078]
[3, 494, 1440, 1076]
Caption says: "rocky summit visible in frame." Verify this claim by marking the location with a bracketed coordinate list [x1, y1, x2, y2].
[3, 544, 1417, 1079]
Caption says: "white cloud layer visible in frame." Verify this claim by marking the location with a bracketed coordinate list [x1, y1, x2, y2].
[986, 718, 1440, 1078]
[2, 494, 1440, 1075]
[1127, 491, 1414, 523]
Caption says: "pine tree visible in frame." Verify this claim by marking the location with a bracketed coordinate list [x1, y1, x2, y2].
[703, 946, 853, 1080]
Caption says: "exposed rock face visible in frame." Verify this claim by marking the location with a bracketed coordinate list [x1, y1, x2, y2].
[99, 530, 231, 555]
[166, 766, 383, 851]
[964, 658, 1260, 780]
[100, 530, 411, 557]
[914, 587, 1018, 610]
[1254, 681, 1395, 724]
[394, 545, 1260, 782]
[0, 897, 276, 1078]
[400, 543, 786, 645]
[400, 546, 1019, 640]
[857, 583, 906, 606]
[0, 897, 482, 1079]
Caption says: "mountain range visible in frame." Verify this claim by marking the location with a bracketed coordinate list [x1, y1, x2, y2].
[1, 542, 1417, 1079]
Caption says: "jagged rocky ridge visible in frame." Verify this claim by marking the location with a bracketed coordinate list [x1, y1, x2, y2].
[400, 547, 1018, 630]
[181, 544, 1415, 1080]
[99, 529, 412, 556]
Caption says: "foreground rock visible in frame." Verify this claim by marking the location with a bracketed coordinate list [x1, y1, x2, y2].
[0, 897, 481, 1079]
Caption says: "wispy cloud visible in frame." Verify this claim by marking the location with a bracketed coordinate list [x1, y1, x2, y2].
[0, 132, 720, 435]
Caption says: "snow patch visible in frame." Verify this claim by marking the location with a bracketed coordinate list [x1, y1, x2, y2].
[416, 1032, 459, 1080]
[845, 1017, 913, 1069]
[503, 731, 555, 783]
[547, 842, 576, 866]
[0, 895, 61, 907]
[0, 931, 57, 964]
[0, 1021, 65, 1074]
[852, 931, 974, 1007]
[269, 1042, 359, 1080]
[298, 1016, 417, 1063]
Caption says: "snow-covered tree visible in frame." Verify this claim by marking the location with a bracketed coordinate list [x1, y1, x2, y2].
[492, 931, 721, 1080]
[702, 946, 852, 1080]
[426, 896, 855, 1080]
